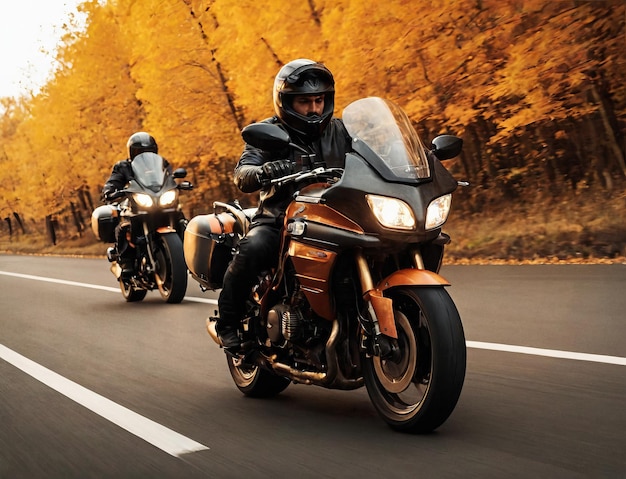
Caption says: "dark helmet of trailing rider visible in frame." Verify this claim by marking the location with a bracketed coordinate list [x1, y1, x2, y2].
[127, 132, 158, 160]
[273, 59, 335, 138]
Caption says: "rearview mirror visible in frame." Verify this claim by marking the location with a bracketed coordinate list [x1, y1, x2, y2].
[173, 168, 187, 178]
[242, 123, 291, 151]
[431, 135, 463, 161]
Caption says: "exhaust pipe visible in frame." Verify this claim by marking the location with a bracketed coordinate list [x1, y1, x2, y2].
[205, 318, 222, 345]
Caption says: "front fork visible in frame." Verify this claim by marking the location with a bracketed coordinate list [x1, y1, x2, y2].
[143, 222, 157, 276]
[114, 221, 156, 281]
[356, 247, 449, 358]
[355, 250, 399, 359]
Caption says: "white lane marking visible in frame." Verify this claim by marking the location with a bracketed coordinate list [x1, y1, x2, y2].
[0, 270, 120, 293]
[0, 344, 209, 457]
[467, 341, 626, 366]
[0, 270, 218, 304]
[2, 270, 624, 366]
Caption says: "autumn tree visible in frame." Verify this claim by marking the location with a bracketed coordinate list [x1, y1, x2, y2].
[0, 0, 623, 230]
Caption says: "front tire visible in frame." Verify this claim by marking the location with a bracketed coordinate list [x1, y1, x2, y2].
[154, 233, 188, 303]
[363, 287, 466, 433]
[226, 358, 290, 398]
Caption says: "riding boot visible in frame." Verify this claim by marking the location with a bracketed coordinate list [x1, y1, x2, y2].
[215, 264, 249, 349]
[214, 323, 241, 349]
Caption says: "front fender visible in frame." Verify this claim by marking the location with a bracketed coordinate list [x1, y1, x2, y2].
[377, 268, 450, 291]
[367, 269, 450, 340]
[156, 226, 178, 235]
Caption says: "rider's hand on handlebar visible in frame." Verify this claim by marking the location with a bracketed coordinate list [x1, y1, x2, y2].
[256, 159, 294, 186]
[105, 190, 125, 201]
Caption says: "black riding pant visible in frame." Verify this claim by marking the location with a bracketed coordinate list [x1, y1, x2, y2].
[115, 221, 135, 264]
[218, 224, 281, 328]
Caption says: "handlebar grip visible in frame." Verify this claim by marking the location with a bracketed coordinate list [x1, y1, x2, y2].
[108, 190, 126, 200]
[270, 167, 344, 186]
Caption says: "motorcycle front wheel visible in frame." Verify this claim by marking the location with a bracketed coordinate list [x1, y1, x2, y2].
[154, 233, 188, 304]
[226, 358, 290, 398]
[363, 286, 466, 433]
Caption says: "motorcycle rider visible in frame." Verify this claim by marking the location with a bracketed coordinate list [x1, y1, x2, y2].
[214, 58, 353, 349]
[102, 132, 171, 275]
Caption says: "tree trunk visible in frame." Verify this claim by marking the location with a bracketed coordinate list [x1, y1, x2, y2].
[589, 83, 626, 177]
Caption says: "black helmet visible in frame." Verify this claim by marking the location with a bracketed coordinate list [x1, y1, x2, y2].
[127, 132, 158, 160]
[273, 59, 335, 138]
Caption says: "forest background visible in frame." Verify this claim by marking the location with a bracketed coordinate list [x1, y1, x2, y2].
[0, 0, 624, 263]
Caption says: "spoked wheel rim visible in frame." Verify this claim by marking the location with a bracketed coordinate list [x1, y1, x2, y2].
[154, 245, 173, 299]
[372, 312, 417, 393]
[119, 278, 147, 302]
[226, 355, 291, 397]
[230, 359, 259, 387]
[120, 279, 131, 296]
[371, 310, 429, 414]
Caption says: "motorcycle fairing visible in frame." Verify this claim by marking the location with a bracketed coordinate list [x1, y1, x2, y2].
[286, 184, 364, 235]
[322, 154, 457, 243]
[126, 152, 180, 202]
[288, 240, 337, 321]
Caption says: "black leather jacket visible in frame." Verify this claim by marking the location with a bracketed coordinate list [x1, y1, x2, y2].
[102, 159, 133, 200]
[234, 116, 352, 225]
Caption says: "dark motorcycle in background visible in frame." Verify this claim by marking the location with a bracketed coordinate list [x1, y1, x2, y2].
[92, 152, 193, 303]
[184, 97, 466, 432]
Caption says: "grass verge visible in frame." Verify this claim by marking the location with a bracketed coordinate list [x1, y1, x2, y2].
[1, 194, 625, 265]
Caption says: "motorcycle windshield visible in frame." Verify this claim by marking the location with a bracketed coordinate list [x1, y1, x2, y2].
[131, 152, 166, 190]
[342, 97, 431, 180]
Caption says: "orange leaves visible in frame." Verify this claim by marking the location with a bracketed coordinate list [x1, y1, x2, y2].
[0, 0, 623, 220]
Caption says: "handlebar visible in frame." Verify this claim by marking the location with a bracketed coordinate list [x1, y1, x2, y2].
[106, 179, 193, 202]
[107, 190, 126, 201]
[270, 166, 344, 186]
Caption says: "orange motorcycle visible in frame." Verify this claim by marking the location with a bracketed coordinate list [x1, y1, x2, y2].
[184, 97, 466, 432]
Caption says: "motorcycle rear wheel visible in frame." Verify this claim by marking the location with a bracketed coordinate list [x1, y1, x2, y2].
[363, 286, 466, 433]
[226, 358, 290, 398]
[119, 279, 147, 302]
[154, 233, 188, 304]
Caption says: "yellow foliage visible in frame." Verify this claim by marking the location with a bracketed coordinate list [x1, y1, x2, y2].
[0, 0, 623, 219]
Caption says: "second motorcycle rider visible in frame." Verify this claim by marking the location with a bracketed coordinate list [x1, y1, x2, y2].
[215, 59, 352, 349]
[102, 132, 170, 277]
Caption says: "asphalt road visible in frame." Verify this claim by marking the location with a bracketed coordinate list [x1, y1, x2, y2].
[1, 254, 624, 478]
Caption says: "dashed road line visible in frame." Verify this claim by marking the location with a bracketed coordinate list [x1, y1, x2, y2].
[2, 270, 624, 366]
[0, 344, 209, 457]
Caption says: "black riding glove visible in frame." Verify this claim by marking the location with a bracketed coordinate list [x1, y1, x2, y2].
[256, 159, 293, 186]
[104, 190, 124, 202]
